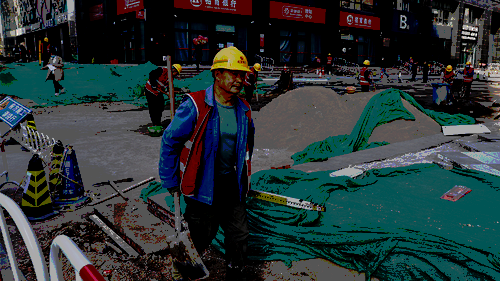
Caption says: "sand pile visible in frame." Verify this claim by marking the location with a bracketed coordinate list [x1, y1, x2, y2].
[253, 87, 442, 153]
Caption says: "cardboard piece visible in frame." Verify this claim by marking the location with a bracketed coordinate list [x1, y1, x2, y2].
[441, 124, 491, 136]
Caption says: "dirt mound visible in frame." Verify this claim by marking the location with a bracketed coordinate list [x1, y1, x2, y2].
[253, 87, 442, 153]
[254, 87, 379, 152]
[368, 99, 442, 143]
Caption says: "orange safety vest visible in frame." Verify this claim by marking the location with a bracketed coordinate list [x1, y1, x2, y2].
[179, 90, 253, 196]
[145, 67, 171, 96]
[443, 70, 455, 84]
[463, 66, 474, 83]
[360, 67, 371, 86]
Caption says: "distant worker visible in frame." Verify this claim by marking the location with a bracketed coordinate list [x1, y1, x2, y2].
[422, 61, 430, 83]
[145, 64, 182, 129]
[326, 53, 333, 75]
[410, 60, 418, 82]
[442, 65, 456, 104]
[41, 37, 54, 67]
[360, 60, 374, 92]
[243, 63, 261, 104]
[463, 61, 474, 99]
[41, 49, 65, 96]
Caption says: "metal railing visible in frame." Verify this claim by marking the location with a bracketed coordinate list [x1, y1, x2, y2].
[0, 192, 106, 281]
[18, 125, 57, 163]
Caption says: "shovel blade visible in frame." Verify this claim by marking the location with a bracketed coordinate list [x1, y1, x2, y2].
[165, 230, 209, 280]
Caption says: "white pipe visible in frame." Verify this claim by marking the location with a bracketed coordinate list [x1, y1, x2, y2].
[50, 235, 100, 281]
[0, 193, 50, 280]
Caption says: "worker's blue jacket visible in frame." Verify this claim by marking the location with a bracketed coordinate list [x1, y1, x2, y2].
[159, 85, 255, 205]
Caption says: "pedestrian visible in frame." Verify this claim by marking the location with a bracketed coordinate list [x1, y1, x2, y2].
[360, 60, 374, 92]
[13, 45, 20, 62]
[41, 50, 65, 96]
[316, 56, 321, 73]
[145, 64, 182, 129]
[192, 37, 203, 72]
[243, 63, 261, 104]
[19, 42, 27, 63]
[463, 61, 474, 99]
[326, 53, 333, 75]
[380, 58, 390, 80]
[159, 46, 254, 281]
[410, 60, 418, 81]
[422, 61, 429, 83]
[442, 65, 456, 104]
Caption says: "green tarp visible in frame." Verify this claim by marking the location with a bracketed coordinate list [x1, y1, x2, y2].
[142, 163, 500, 280]
[291, 88, 476, 165]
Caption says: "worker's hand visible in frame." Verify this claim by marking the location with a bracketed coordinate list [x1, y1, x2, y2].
[168, 186, 181, 196]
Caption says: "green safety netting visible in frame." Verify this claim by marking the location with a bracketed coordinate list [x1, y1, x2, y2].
[0, 63, 267, 108]
[291, 88, 476, 165]
[141, 163, 500, 280]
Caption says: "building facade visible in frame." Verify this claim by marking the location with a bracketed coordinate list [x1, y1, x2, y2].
[1, 0, 499, 68]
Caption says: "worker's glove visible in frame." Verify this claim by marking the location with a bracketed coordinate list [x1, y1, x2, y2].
[168, 186, 181, 196]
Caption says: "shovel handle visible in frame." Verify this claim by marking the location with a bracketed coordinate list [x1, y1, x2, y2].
[174, 191, 181, 232]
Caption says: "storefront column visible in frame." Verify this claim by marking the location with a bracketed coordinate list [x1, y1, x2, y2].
[450, 2, 464, 64]
[479, 10, 492, 66]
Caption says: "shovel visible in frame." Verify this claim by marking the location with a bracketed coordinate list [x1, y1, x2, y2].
[165, 192, 209, 280]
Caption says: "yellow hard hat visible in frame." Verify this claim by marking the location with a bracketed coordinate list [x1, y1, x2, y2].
[173, 64, 182, 73]
[328, 53, 331, 56]
[211, 47, 250, 72]
[253, 63, 261, 71]
[466, 61, 472, 65]
[44, 37, 48, 42]
[446, 65, 453, 71]
[363, 60, 370, 66]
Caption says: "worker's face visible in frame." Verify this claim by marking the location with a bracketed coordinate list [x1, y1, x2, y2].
[215, 69, 246, 94]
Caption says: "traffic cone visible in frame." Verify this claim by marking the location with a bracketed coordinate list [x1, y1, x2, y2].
[53, 146, 89, 208]
[21, 154, 58, 221]
[48, 141, 64, 195]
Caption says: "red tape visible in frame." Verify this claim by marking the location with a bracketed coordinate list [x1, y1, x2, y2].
[79, 264, 106, 281]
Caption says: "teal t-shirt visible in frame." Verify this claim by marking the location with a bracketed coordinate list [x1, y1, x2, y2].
[216, 100, 237, 175]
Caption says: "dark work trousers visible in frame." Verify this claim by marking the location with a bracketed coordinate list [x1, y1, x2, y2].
[145, 89, 165, 127]
[463, 82, 472, 98]
[48, 73, 63, 93]
[244, 85, 254, 104]
[423, 72, 429, 83]
[184, 171, 249, 269]
[326, 64, 332, 75]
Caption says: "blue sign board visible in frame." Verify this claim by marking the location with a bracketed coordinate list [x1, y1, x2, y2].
[0, 97, 32, 128]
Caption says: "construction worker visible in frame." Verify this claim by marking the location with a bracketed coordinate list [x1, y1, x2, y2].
[145, 64, 182, 129]
[442, 65, 456, 104]
[360, 60, 373, 92]
[41, 37, 54, 67]
[159, 46, 254, 281]
[243, 63, 261, 104]
[463, 61, 474, 99]
[326, 53, 333, 75]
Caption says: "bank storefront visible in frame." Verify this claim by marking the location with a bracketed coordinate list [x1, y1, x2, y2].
[338, 10, 380, 65]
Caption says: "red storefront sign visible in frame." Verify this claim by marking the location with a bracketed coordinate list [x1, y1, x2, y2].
[339, 11, 380, 30]
[269, 1, 326, 24]
[136, 10, 145, 19]
[260, 34, 264, 48]
[174, 0, 252, 16]
[89, 4, 103, 21]
[117, 0, 144, 16]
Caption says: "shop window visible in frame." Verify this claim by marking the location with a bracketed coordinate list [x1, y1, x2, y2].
[280, 30, 292, 37]
[280, 30, 292, 63]
[175, 21, 188, 29]
[296, 40, 306, 64]
[238, 27, 247, 54]
[396, 0, 410, 12]
[175, 31, 189, 62]
[310, 33, 321, 62]
[464, 7, 480, 25]
[298, 31, 306, 36]
[191, 22, 208, 30]
[190, 32, 209, 61]
[433, 9, 452, 26]
[340, 0, 373, 12]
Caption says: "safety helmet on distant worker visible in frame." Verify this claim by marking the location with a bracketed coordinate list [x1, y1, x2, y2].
[363, 60, 370, 66]
[328, 53, 331, 56]
[466, 61, 472, 65]
[253, 63, 261, 71]
[446, 65, 453, 72]
[44, 37, 48, 42]
[211, 47, 250, 72]
[172, 64, 182, 73]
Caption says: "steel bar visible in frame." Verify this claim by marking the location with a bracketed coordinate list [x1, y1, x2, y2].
[89, 177, 155, 206]
[108, 181, 129, 201]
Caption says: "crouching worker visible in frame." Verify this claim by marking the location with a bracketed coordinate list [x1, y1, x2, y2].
[159, 46, 255, 281]
[145, 64, 182, 132]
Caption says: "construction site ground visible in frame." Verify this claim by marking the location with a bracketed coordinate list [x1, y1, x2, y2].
[0, 70, 500, 280]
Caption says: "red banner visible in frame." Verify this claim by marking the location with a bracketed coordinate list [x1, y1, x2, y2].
[117, 0, 144, 16]
[89, 4, 103, 21]
[269, 1, 326, 24]
[339, 11, 380, 30]
[174, 0, 252, 16]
